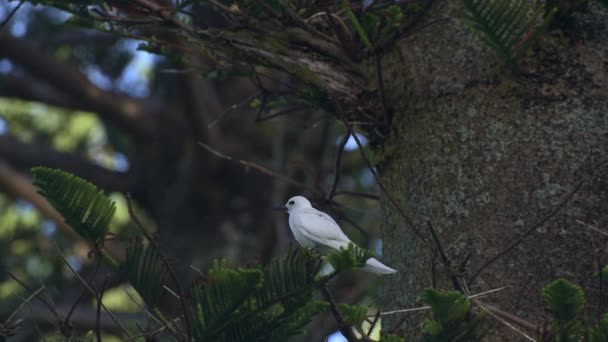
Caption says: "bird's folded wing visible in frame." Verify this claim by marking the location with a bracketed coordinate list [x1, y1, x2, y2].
[291, 209, 351, 250]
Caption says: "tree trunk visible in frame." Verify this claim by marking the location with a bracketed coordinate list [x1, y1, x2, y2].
[380, 2, 608, 338]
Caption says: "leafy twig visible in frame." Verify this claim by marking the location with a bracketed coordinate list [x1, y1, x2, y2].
[427, 221, 466, 293]
[321, 286, 362, 342]
[125, 194, 190, 342]
[328, 132, 350, 200]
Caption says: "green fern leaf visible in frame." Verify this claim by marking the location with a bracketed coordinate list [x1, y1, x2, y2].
[190, 260, 264, 340]
[269, 300, 329, 341]
[120, 237, 168, 309]
[338, 304, 368, 327]
[421, 288, 485, 341]
[326, 243, 375, 273]
[461, 0, 556, 68]
[31, 167, 115, 245]
[542, 278, 585, 324]
[422, 289, 470, 327]
[258, 247, 323, 310]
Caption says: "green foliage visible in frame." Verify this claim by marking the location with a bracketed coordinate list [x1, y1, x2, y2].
[190, 260, 264, 340]
[382, 333, 407, 342]
[325, 242, 375, 273]
[338, 304, 368, 326]
[190, 248, 327, 341]
[601, 265, 608, 282]
[31, 167, 115, 245]
[120, 237, 168, 309]
[360, 5, 405, 48]
[541, 278, 585, 339]
[600, 0, 608, 8]
[421, 289, 484, 341]
[461, 0, 557, 69]
[586, 314, 608, 341]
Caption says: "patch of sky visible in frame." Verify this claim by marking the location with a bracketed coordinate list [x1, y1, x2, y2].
[84, 65, 113, 90]
[328, 331, 348, 342]
[15, 199, 34, 213]
[0, 118, 6, 134]
[113, 152, 130, 172]
[375, 239, 383, 257]
[41, 220, 57, 237]
[67, 254, 83, 272]
[115, 39, 157, 98]
[10, 19, 26, 37]
[0, 59, 13, 73]
[360, 168, 375, 188]
[336, 133, 368, 152]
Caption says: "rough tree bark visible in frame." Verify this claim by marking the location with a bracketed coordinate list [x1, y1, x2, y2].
[379, 2, 608, 338]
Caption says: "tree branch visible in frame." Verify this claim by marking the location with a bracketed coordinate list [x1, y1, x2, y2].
[0, 33, 158, 138]
[0, 135, 133, 193]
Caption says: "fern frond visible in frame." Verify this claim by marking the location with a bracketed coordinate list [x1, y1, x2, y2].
[188, 248, 325, 341]
[120, 236, 168, 309]
[542, 278, 585, 323]
[462, 0, 556, 68]
[421, 288, 484, 341]
[190, 260, 264, 341]
[258, 247, 323, 310]
[31, 167, 115, 245]
[326, 243, 375, 273]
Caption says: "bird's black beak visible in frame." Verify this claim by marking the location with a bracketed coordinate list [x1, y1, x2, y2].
[272, 205, 288, 212]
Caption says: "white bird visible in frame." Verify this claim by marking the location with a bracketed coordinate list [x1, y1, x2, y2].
[276, 196, 397, 275]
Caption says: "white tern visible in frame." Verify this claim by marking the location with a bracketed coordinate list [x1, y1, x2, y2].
[276, 196, 397, 275]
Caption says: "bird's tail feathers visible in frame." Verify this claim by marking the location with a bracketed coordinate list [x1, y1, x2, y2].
[362, 257, 397, 275]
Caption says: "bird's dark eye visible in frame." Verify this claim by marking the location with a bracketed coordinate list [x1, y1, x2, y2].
[288, 200, 295, 205]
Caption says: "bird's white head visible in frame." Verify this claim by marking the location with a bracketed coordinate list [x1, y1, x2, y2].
[284, 196, 312, 214]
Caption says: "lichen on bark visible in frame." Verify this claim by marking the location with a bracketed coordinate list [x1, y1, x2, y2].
[378, 2, 608, 339]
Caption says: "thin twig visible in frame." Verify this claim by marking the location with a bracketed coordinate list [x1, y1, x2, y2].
[468, 180, 586, 284]
[576, 219, 608, 237]
[366, 310, 381, 337]
[427, 221, 465, 293]
[4, 287, 45, 324]
[125, 194, 190, 342]
[125, 317, 183, 342]
[472, 299, 536, 341]
[65, 256, 103, 326]
[198, 141, 316, 191]
[49, 240, 132, 338]
[321, 286, 362, 342]
[208, 92, 261, 128]
[0, 0, 25, 32]
[338, 112, 431, 248]
[328, 132, 350, 200]
[6, 272, 65, 333]
[95, 276, 109, 342]
[378, 286, 510, 316]
[333, 191, 380, 200]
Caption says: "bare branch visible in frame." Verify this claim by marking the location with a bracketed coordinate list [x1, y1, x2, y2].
[125, 194, 190, 342]
[0, 135, 133, 193]
[0, 33, 158, 137]
[49, 240, 132, 338]
[198, 141, 317, 192]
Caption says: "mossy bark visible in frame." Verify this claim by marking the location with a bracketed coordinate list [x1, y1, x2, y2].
[378, 2, 608, 339]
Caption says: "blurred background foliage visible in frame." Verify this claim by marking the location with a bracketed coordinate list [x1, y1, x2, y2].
[0, 1, 384, 340]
